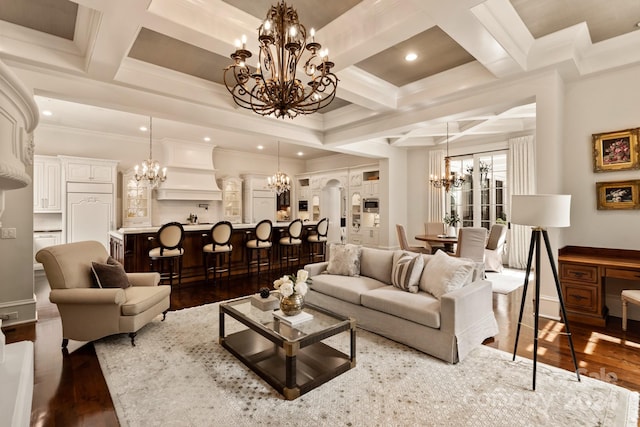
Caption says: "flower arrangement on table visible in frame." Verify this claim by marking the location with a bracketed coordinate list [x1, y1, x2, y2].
[273, 269, 309, 297]
[274, 269, 309, 316]
[443, 213, 461, 227]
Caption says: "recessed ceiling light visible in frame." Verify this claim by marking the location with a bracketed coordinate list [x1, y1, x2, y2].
[139, 126, 147, 132]
[203, 136, 211, 142]
[257, 145, 264, 150]
[297, 152, 304, 156]
[405, 52, 418, 62]
[636, 21, 640, 28]
[42, 110, 53, 116]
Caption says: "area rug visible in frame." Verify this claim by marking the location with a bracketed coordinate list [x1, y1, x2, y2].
[487, 268, 529, 294]
[94, 303, 638, 427]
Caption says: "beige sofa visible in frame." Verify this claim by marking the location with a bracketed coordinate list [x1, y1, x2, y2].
[36, 241, 171, 347]
[304, 247, 498, 363]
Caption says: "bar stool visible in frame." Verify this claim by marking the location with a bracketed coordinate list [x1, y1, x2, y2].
[149, 222, 184, 286]
[307, 217, 329, 262]
[245, 219, 273, 283]
[622, 290, 640, 331]
[279, 219, 303, 273]
[202, 221, 233, 286]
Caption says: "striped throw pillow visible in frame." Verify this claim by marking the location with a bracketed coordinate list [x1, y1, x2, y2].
[391, 252, 425, 293]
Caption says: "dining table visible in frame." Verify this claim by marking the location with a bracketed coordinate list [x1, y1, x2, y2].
[415, 234, 458, 253]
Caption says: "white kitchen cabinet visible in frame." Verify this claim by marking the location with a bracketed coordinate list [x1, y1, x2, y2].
[33, 155, 61, 212]
[63, 158, 115, 182]
[349, 171, 362, 188]
[362, 228, 379, 247]
[222, 177, 242, 223]
[362, 170, 380, 197]
[242, 174, 275, 223]
[33, 231, 62, 268]
[67, 192, 114, 250]
[122, 170, 152, 227]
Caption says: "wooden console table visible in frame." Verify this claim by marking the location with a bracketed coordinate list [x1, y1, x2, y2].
[558, 246, 640, 326]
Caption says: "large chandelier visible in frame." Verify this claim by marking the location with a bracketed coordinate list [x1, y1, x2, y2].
[430, 123, 465, 192]
[134, 117, 167, 188]
[223, 0, 338, 119]
[268, 141, 291, 195]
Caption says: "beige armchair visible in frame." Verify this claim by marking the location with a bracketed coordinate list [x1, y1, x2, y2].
[36, 241, 170, 348]
[484, 224, 508, 272]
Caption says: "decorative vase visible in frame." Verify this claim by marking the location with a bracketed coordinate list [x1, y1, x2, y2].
[447, 225, 456, 237]
[280, 292, 304, 316]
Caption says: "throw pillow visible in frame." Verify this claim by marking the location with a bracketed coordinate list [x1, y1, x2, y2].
[391, 251, 424, 293]
[420, 250, 474, 299]
[326, 243, 362, 276]
[91, 256, 131, 289]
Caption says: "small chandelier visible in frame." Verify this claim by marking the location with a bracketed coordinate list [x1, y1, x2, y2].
[430, 123, 465, 192]
[268, 141, 291, 195]
[223, 0, 338, 119]
[134, 117, 167, 188]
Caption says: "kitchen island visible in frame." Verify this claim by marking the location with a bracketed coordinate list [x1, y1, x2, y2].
[109, 221, 319, 285]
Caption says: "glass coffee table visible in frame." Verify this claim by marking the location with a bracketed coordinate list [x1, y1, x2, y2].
[219, 296, 356, 400]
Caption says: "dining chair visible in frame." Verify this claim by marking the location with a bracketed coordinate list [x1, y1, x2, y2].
[396, 224, 431, 254]
[455, 227, 488, 275]
[484, 224, 508, 272]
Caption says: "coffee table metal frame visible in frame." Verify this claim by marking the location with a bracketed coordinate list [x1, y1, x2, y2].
[219, 297, 356, 400]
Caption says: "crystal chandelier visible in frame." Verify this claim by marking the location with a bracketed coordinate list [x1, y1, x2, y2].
[268, 141, 291, 195]
[430, 123, 465, 192]
[134, 117, 167, 188]
[223, 0, 338, 119]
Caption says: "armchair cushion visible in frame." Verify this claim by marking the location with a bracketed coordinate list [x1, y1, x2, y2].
[91, 257, 131, 289]
[121, 286, 171, 316]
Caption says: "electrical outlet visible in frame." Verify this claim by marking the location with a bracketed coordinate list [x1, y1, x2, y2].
[0, 228, 17, 239]
[0, 312, 18, 320]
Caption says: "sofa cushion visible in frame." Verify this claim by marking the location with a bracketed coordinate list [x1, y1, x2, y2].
[91, 257, 131, 289]
[326, 243, 362, 276]
[391, 251, 424, 293]
[420, 250, 475, 299]
[361, 286, 441, 328]
[310, 274, 386, 305]
[121, 285, 171, 316]
[360, 247, 394, 284]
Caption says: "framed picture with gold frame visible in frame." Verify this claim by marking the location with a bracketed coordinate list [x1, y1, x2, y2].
[592, 128, 640, 172]
[596, 180, 640, 210]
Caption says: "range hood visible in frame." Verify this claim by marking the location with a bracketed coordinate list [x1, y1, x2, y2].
[155, 140, 222, 201]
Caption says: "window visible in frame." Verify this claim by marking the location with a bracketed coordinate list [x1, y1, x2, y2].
[447, 152, 507, 230]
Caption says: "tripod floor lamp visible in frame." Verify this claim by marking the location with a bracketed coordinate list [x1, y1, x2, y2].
[511, 194, 581, 390]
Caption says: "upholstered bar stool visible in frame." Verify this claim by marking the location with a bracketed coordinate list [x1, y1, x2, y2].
[202, 221, 233, 286]
[279, 219, 303, 273]
[622, 290, 640, 331]
[307, 217, 329, 262]
[149, 222, 185, 286]
[245, 219, 273, 283]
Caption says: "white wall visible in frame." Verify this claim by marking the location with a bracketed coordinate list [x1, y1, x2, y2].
[563, 64, 640, 249]
[0, 184, 36, 325]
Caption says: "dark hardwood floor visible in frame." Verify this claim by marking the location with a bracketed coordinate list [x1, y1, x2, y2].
[4, 271, 640, 426]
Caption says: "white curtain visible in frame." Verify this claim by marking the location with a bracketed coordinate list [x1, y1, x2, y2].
[427, 150, 445, 222]
[508, 135, 535, 269]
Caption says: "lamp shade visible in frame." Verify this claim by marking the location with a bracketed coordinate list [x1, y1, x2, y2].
[511, 194, 571, 228]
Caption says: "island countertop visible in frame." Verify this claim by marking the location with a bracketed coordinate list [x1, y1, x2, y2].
[110, 220, 318, 237]
[108, 219, 323, 284]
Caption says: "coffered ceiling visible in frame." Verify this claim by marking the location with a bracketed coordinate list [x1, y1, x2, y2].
[1, 0, 639, 159]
